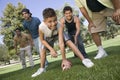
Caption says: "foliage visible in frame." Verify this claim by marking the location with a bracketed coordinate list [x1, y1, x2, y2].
[100, 17, 120, 40]
[0, 45, 10, 65]
[0, 2, 25, 49]
[0, 2, 25, 62]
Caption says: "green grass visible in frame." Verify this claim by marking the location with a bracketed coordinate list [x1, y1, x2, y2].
[0, 35, 120, 80]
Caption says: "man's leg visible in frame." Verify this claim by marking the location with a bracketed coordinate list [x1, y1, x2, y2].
[91, 33, 101, 47]
[91, 33, 108, 59]
[19, 50, 26, 69]
[91, 10, 111, 59]
[26, 46, 34, 67]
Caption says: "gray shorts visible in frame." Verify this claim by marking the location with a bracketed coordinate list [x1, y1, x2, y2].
[39, 32, 70, 52]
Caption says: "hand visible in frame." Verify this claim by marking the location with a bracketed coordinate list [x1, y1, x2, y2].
[61, 59, 72, 71]
[112, 9, 120, 24]
[88, 22, 96, 33]
[50, 49, 58, 58]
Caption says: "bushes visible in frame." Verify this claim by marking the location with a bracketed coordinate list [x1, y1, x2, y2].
[0, 45, 10, 65]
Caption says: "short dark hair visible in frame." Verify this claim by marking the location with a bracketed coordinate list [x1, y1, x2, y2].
[43, 8, 56, 19]
[15, 28, 21, 32]
[21, 8, 32, 16]
[63, 6, 73, 13]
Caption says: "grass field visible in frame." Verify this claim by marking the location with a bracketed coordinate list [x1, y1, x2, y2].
[0, 35, 120, 80]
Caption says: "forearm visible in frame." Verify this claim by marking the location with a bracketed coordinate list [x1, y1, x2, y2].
[59, 34, 66, 60]
[111, 0, 120, 9]
[75, 30, 80, 37]
[42, 40, 54, 51]
[80, 7, 93, 23]
[58, 25, 66, 60]
[59, 42, 66, 60]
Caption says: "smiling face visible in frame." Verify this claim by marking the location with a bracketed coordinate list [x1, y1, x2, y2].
[64, 10, 73, 21]
[22, 12, 31, 20]
[44, 16, 58, 30]
[15, 29, 21, 36]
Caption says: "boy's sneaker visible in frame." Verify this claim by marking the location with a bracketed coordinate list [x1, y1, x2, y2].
[94, 50, 108, 59]
[31, 68, 46, 77]
[82, 58, 94, 68]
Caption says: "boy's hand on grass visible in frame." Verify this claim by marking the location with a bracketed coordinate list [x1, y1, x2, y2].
[61, 59, 72, 71]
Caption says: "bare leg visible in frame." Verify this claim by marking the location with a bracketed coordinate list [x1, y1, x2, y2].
[66, 40, 84, 60]
[40, 48, 46, 68]
[91, 33, 102, 47]
[92, 33, 108, 59]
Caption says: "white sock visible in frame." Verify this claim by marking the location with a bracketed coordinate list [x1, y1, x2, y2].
[98, 46, 104, 51]
[40, 68, 44, 70]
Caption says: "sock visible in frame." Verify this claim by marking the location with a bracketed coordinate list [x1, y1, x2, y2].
[98, 46, 104, 51]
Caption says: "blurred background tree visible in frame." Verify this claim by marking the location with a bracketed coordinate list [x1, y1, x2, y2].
[0, 2, 25, 63]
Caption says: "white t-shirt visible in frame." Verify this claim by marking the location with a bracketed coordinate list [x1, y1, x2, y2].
[38, 22, 60, 50]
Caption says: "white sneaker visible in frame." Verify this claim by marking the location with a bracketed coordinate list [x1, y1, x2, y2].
[82, 58, 94, 68]
[94, 50, 108, 59]
[31, 68, 46, 77]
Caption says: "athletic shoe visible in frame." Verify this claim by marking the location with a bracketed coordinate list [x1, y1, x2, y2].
[94, 50, 108, 59]
[82, 58, 94, 68]
[31, 68, 46, 77]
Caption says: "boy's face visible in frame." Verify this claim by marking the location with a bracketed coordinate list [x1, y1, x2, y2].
[22, 12, 31, 20]
[64, 10, 73, 20]
[15, 30, 21, 36]
[44, 16, 57, 30]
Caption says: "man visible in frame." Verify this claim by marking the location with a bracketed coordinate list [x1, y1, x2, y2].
[14, 28, 34, 69]
[75, 0, 120, 59]
[21, 8, 48, 65]
[60, 6, 88, 58]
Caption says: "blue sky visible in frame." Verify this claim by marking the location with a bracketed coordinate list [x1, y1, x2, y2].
[0, 0, 81, 21]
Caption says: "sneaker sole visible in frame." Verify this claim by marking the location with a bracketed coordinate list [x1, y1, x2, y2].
[94, 53, 108, 59]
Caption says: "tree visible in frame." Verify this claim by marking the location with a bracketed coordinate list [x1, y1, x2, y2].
[0, 45, 10, 65]
[0, 2, 25, 49]
[0, 2, 25, 62]
[101, 17, 120, 40]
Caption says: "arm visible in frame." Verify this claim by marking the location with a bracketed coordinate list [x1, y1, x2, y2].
[13, 37, 18, 55]
[74, 16, 80, 45]
[111, 0, 120, 9]
[111, 0, 120, 24]
[26, 33, 34, 47]
[59, 21, 72, 70]
[59, 19, 66, 60]
[80, 7, 96, 32]
[39, 29, 57, 57]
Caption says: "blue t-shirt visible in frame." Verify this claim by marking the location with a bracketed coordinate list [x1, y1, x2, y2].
[23, 17, 41, 39]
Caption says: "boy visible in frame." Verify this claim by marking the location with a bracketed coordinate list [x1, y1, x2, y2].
[31, 8, 94, 77]
[60, 6, 88, 58]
